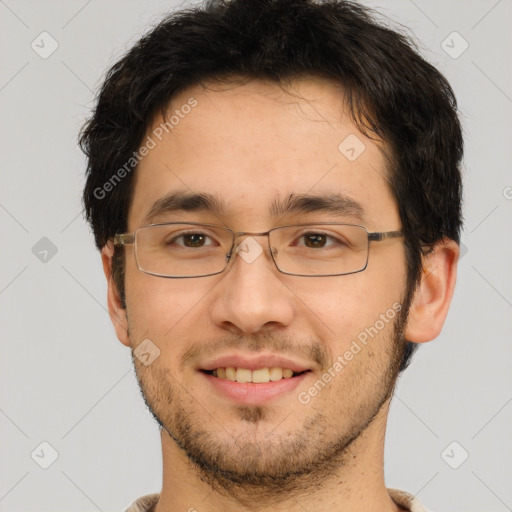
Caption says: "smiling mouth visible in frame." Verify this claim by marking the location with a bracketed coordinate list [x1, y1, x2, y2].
[201, 367, 310, 383]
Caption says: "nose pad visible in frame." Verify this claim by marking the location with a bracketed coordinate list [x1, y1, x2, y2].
[269, 246, 280, 269]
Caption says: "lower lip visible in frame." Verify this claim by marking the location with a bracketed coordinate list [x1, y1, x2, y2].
[200, 371, 310, 405]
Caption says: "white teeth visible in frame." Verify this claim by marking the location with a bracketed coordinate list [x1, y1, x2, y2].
[210, 366, 300, 383]
[252, 368, 270, 383]
[236, 368, 252, 383]
[269, 367, 283, 381]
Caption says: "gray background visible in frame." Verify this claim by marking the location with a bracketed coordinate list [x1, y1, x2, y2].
[1, 0, 511, 511]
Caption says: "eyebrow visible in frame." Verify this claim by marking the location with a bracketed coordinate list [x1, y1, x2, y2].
[143, 192, 229, 225]
[270, 193, 365, 220]
[142, 191, 365, 225]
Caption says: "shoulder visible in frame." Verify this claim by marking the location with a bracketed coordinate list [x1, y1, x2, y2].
[388, 488, 433, 512]
[124, 493, 160, 512]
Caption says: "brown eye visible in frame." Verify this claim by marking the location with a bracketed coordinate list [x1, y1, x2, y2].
[165, 231, 216, 248]
[182, 234, 207, 247]
[303, 234, 327, 248]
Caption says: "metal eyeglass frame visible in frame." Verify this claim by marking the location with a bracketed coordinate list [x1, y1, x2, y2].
[113, 222, 404, 278]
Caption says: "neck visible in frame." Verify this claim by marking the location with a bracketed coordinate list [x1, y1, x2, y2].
[154, 400, 401, 512]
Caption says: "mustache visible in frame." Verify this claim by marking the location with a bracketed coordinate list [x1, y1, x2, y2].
[181, 331, 328, 369]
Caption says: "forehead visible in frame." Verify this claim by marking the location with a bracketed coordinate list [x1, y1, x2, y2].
[128, 76, 399, 230]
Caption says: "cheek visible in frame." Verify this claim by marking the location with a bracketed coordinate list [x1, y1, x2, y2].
[124, 263, 214, 345]
[288, 253, 406, 359]
[292, 271, 403, 331]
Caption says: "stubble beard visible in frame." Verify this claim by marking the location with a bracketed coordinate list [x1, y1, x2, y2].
[130, 304, 409, 503]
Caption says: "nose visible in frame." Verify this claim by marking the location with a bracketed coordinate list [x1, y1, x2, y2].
[210, 236, 295, 334]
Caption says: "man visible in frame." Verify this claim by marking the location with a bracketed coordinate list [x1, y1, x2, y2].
[80, 0, 462, 510]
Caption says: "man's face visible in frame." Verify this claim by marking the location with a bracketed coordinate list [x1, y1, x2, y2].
[121, 77, 409, 491]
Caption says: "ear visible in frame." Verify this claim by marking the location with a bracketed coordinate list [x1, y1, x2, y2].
[404, 238, 459, 343]
[101, 241, 131, 347]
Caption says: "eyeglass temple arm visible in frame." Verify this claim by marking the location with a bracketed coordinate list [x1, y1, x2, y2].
[113, 233, 135, 246]
[368, 230, 403, 242]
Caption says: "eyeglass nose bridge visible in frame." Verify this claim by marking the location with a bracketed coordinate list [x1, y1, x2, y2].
[225, 230, 279, 266]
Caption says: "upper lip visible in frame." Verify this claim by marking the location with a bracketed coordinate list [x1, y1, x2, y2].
[199, 353, 313, 373]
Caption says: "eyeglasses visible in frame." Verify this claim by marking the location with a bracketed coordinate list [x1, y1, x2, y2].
[113, 222, 403, 278]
